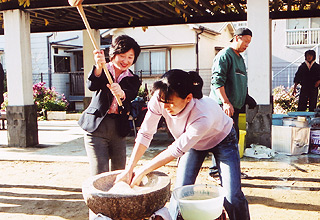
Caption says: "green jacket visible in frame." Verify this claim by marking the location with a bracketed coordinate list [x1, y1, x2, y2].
[210, 47, 247, 109]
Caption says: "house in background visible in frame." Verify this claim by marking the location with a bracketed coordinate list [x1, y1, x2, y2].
[234, 18, 320, 90]
[3, 17, 318, 112]
[102, 23, 234, 96]
[0, 31, 85, 111]
[0, 22, 234, 111]
[272, 17, 320, 89]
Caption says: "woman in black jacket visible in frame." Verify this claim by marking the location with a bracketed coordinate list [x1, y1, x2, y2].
[292, 50, 320, 111]
[78, 35, 141, 176]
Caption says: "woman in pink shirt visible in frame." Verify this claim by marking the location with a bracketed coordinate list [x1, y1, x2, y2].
[117, 69, 250, 220]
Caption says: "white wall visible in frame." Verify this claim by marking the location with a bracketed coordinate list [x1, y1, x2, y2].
[272, 19, 309, 66]
[199, 24, 234, 95]
[110, 25, 196, 47]
[171, 45, 196, 71]
[271, 19, 318, 88]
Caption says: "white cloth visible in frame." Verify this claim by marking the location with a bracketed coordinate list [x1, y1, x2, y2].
[94, 213, 112, 220]
[93, 207, 172, 220]
[150, 207, 173, 220]
[244, 144, 275, 159]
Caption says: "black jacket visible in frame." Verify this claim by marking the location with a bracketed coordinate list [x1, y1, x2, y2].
[294, 61, 320, 92]
[78, 66, 141, 134]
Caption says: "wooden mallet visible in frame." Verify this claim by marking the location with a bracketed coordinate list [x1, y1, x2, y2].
[68, 0, 123, 107]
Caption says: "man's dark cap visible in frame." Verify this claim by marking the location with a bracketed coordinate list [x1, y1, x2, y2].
[230, 27, 252, 42]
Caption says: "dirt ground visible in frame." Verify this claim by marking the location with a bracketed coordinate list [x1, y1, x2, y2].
[0, 154, 319, 220]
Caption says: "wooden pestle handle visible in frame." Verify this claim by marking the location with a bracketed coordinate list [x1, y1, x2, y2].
[76, 4, 123, 107]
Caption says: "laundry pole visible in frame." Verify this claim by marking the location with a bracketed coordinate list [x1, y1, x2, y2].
[246, 0, 272, 148]
[3, 9, 38, 147]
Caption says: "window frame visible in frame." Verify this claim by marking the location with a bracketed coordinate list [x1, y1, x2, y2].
[134, 48, 170, 77]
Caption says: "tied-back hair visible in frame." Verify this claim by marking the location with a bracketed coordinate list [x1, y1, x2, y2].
[152, 69, 203, 103]
[109, 35, 141, 64]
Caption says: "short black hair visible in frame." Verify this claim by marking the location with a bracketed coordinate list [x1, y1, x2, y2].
[305, 50, 316, 61]
[152, 69, 203, 103]
[109, 35, 141, 64]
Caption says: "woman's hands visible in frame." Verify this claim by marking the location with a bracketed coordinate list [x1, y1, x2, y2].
[115, 168, 145, 187]
[107, 83, 125, 100]
[129, 169, 145, 187]
[93, 49, 106, 69]
[93, 49, 106, 77]
[93, 49, 125, 99]
[115, 169, 134, 185]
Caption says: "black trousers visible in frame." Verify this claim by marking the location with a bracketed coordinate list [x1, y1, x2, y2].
[298, 88, 318, 112]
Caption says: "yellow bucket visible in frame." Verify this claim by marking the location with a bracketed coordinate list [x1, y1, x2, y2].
[238, 113, 246, 130]
[238, 130, 246, 158]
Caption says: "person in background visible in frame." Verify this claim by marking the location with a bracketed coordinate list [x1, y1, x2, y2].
[78, 35, 141, 176]
[117, 69, 250, 220]
[209, 27, 255, 177]
[292, 49, 320, 112]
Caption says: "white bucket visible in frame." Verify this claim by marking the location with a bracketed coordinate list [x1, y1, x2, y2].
[173, 184, 226, 220]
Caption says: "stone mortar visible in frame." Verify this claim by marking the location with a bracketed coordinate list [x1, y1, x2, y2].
[82, 170, 171, 220]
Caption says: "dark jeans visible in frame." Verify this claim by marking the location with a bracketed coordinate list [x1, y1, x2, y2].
[211, 107, 241, 170]
[169, 127, 250, 220]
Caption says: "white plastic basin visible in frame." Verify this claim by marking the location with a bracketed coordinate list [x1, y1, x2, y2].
[173, 184, 226, 220]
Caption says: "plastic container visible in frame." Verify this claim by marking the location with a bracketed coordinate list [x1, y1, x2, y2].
[272, 114, 287, 126]
[282, 117, 308, 127]
[287, 111, 315, 118]
[287, 111, 315, 123]
[173, 184, 226, 220]
[309, 118, 320, 154]
[239, 130, 246, 158]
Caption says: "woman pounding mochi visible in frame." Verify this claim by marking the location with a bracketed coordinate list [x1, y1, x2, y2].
[117, 69, 250, 220]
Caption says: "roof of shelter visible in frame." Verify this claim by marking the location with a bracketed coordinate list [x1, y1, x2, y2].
[0, 0, 319, 35]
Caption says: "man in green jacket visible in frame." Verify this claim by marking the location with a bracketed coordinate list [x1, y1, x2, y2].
[210, 27, 252, 138]
[209, 27, 253, 177]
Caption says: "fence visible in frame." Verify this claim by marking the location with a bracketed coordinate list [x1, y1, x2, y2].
[287, 29, 320, 46]
[32, 72, 84, 97]
[272, 65, 299, 89]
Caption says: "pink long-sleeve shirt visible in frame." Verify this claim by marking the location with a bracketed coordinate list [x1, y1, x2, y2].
[135, 91, 233, 158]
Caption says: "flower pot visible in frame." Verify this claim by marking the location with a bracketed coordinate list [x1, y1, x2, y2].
[47, 111, 66, 120]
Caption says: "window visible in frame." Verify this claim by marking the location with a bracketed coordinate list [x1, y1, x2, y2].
[287, 18, 308, 29]
[54, 56, 71, 73]
[75, 52, 83, 71]
[135, 49, 169, 76]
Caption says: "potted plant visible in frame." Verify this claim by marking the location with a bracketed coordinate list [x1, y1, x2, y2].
[33, 82, 69, 120]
